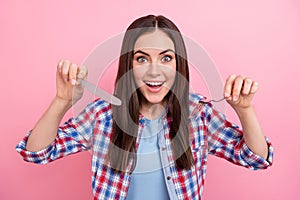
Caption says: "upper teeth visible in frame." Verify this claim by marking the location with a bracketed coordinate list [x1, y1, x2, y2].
[145, 81, 164, 86]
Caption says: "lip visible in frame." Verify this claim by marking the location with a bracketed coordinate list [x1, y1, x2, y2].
[143, 80, 166, 83]
[145, 84, 164, 93]
[143, 80, 166, 93]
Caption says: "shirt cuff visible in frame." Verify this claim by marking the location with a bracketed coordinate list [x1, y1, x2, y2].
[15, 131, 54, 164]
[240, 137, 274, 170]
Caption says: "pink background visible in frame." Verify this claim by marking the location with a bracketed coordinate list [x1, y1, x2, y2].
[1, 0, 299, 199]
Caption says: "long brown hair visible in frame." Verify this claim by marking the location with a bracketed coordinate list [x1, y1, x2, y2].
[107, 15, 193, 173]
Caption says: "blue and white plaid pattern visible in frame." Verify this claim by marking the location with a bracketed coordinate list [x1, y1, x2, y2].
[16, 93, 274, 200]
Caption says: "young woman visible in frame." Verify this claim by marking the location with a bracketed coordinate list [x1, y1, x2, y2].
[16, 15, 273, 200]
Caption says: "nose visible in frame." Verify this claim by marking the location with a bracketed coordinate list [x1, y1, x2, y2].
[146, 63, 161, 77]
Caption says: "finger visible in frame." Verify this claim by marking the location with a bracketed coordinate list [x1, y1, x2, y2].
[250, 81, 259, 94]
[242, 78, 253, 95]
[232, 75, 244, 101]
[224, 74, 237, 100]
[69, 63, 78, 85]
[76, 66, 88, 86]
[61, 60, 71, 83]
[77, 65, 88, 79]
[57, 59, 64, 73]
[56, 60, 64, 82]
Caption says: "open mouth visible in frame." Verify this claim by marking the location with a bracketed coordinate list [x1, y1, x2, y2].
[143, 80, 166, 93]
[143, 81, 165, 88]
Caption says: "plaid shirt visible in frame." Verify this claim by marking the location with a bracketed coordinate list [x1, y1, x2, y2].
[16, 93, 273, 200]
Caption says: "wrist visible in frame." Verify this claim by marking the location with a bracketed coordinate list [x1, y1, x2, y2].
[233, 105, 254, 116]
[53, 96, 73, 112]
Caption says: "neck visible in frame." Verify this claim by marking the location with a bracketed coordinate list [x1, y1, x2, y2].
[140, 99, 167, 120]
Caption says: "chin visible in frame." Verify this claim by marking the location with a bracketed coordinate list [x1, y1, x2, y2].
[144, 96, 165, 104]
[138, 86, 170, 105]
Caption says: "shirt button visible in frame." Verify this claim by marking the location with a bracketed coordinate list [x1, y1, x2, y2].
[167, 176, 171, 180]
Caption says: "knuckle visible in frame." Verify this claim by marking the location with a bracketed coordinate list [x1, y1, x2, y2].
[243, 84, 250, 90]
[81, 67, 87, 73]
[227, 74, 236, 81]
[233, 89, 240, 94]
[245, 78, 252, 84]
[236, 75, 243, 81]
[62, 66, 69, 74]
[58, 59, 64, 65]
[242, 88, 249, 94]
[63, 60, 70, 67]
[70, 64, 77, 70]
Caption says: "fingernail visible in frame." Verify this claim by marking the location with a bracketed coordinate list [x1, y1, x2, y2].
[224, 92, 230, 97]
[63, 77, 68, 82]
[251, 82, 258, 93]
[58, 64, 62, 72]
[233, 96, 238, 101]
[71, 79, 76, 85]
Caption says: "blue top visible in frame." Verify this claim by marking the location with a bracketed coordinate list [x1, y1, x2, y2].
[126, 113, 170, 200]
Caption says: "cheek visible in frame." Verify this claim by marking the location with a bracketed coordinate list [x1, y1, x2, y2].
[170, 59, 176, 70]
[167, 71, 177, 89]
[169, 71, 176, 85]
[166, 67, 176, 80]
[133, 67, 145, 85]
[167, 63, 177, 81]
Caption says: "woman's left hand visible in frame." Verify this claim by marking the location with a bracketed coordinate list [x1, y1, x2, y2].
[224, 75, 259, 110]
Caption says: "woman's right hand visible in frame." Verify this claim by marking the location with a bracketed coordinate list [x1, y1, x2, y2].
[55, 59, 88, 106]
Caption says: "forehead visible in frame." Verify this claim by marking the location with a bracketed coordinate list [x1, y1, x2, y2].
[134, 29, 175, 51]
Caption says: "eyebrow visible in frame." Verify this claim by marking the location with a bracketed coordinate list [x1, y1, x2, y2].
[133, 49, 175, 56]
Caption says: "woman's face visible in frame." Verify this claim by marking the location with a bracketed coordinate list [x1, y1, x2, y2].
[133, 29, 176, 106]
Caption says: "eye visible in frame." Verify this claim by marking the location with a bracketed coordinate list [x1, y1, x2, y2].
[136, 56, 148, 63]
[161, 55, 173, 63]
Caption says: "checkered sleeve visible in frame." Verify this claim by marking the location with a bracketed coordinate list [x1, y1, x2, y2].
[16, 99, 99, 164]
[205, 102, 273, 170]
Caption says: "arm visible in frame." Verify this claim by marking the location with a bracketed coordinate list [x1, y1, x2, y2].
[224, 75, 268, 159]
[25, 59, 87, 152]
[233, 106, 268, 159]
[26, 97, 71, 151]
[206, 75, 273, 170]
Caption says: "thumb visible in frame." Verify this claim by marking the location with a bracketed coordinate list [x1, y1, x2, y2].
[56, 60, 64, 83]
[77, 65, 88, 80]
[250, 81, 259, 94]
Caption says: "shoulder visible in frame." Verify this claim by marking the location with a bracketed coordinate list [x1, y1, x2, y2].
[189, 93, 206, 104]
[90, 98, 112, 120]
[189, 93, 206, 108]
